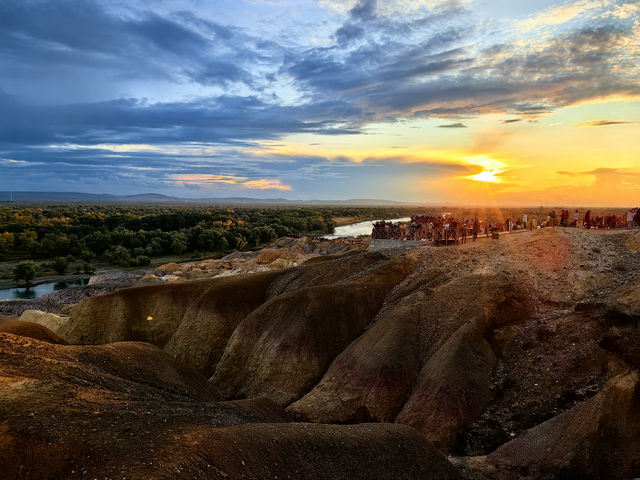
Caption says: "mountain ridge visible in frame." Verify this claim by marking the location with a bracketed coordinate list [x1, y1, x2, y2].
[0, 191, 411, 206]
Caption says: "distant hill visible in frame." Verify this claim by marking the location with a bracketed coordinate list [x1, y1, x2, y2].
[0, 191, 409, 206]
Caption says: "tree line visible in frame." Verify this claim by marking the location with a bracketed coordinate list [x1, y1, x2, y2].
[0, 204, 344, 266]
[1, 204, 429, 271]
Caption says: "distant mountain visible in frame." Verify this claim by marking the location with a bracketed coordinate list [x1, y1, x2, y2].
[0, 191, 410, 206]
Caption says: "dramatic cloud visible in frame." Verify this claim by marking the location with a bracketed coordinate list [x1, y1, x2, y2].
[0, 0, 638, 201]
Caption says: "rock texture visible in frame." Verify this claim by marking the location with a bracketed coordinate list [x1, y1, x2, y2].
[18, 309, 69, 334]
[0, 332, 462, 479]
[0, 317, 67, 344]
[40, 227, 640, 478]
[465, 371, 640, 479]
[62, 271, 281, 377]
[212, 252, 417, 405]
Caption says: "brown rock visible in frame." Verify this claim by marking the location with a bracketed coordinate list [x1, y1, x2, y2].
[212, 252, 417, 406]
[0, 332, 463, 480]
[62, 271, 280, 376]
[466, 371, 640, 480]
[0, 318, 67, 344]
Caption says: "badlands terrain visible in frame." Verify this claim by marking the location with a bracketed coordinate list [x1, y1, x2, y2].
[2, 227, 640, 479]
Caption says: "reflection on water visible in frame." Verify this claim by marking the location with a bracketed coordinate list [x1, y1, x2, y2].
[0, 278, 90, 301]
[323, 217, 411, 239]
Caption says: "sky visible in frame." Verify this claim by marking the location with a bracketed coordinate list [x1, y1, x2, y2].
[0, 0, 639, 205]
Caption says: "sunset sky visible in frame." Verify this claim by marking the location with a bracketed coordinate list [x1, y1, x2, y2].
[1, 0, 639, 205]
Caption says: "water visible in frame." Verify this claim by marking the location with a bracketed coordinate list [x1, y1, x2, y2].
[323, 217, 411, 239]
[0, 278, 90, 301]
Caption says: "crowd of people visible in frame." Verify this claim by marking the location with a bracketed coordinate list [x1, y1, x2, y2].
[372, 207, 640, 243]
[372, 215, 482, 242]
[514, 208, 640, 230]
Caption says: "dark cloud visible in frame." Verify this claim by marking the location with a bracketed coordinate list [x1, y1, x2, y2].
[0, 0, 638, 197]
[0, 92, 362, 147]
[286, 19, 639, 123]
[0, 0, 274, 102]
[335, 23, 366, 45]
[438, 122, 467, 128]
[575, 120, 638, 127]
[501, 118, 522, 124]
[349, 0, 378, 23]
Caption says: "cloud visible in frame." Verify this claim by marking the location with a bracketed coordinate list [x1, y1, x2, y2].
[168, 174, 248, 185]
[0, 0, 638, 199]
[575, 120, 638, 127]
[0, 0, 276, 103]
[242, 179, 292, 190]
[501, 118, 522, 124]
[557, 167, 640, 176]
[0, 140, 479, 198]
[1, 0, 637, 151]
[517, 0, 605, 32]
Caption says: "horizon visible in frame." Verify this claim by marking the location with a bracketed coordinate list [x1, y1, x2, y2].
[1, 0, 638, 204]
[0, 190, 638, 209]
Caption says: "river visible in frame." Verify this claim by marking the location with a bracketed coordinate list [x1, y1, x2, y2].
[0, 278, 90, 301]
[322, 217, 410, 239]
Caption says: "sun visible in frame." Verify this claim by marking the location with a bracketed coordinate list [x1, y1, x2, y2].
[470, 170, 501, 183]
[465, 155, 507, 183]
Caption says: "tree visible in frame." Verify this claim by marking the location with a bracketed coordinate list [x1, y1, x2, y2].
[51, 256, 69, 275]
[171, 232, 188, 254]
[0, 231, 14, 258]
[17, 230, 37, 250]
[107, 246, 132, 267]
[134, 255, 150, 266]
[14, 260, 38, 286]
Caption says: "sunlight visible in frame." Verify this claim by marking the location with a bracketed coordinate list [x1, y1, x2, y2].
[470, 170, 501, 183]
[464, 155, 507, 183]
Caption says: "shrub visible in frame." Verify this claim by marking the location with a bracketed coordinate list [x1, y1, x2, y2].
[14, 260, 38, 286]
[51, 256, 69, 275]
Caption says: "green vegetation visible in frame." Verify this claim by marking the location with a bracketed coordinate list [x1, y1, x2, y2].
[0, 204, 426, 270]
[0, 203, 432, 285]
[50, 256, 69, 275]
[14, 260, 38, 286]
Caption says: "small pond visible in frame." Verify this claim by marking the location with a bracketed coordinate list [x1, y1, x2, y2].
[0, 278, 90, 301]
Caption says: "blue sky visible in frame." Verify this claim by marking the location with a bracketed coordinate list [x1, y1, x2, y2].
[1, 0, 639, 203]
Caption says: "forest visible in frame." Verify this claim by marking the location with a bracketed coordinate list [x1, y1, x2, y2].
[0, 204, 421, 271]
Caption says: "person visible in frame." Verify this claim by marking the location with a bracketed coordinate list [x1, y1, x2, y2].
[573, 210, 579, 228]
[472, 218, 478, 242]
[628, 209, 634, 229]
[461, 223, 467, 244]
[584, 210, 591, 229]
[522, 213, 528, 230]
